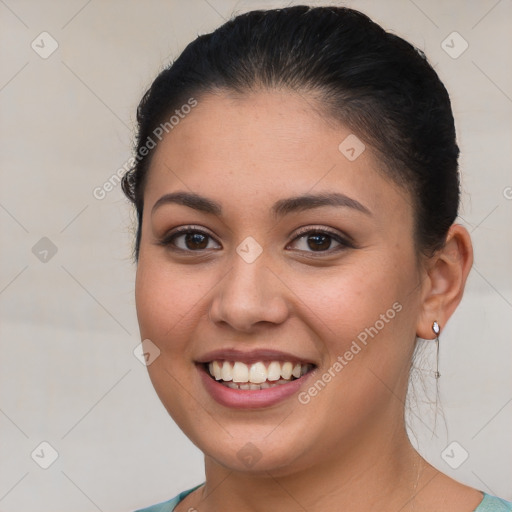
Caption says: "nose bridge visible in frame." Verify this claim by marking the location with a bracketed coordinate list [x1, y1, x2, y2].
[209, 244, 289, 331]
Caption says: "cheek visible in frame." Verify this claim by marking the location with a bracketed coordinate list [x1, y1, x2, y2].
[134, 257, 208, 422]
[298, 260, 408, 354]
[294, 262, 415, 427]
[136, 256, 197, 339]
[135, 255, 222, 372]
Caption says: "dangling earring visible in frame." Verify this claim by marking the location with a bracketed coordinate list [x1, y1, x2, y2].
[432, 321, 441, 379]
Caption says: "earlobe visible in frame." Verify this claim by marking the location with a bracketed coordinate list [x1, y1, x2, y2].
[416, 224, 473, 339]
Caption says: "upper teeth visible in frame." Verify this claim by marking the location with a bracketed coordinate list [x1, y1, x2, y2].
[207, 360, 311, 383]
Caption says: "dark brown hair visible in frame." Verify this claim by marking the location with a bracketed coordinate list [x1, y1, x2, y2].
[122, 5, 459, 260]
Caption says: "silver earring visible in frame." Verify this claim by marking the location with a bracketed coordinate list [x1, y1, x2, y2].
[432, 321, 441, 379]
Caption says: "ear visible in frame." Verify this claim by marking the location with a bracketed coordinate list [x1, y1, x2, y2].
[416, 224, 473, 339]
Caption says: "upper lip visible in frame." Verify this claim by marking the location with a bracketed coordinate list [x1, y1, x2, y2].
[195, 348, 317, 366]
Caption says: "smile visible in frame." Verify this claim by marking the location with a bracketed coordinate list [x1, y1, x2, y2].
[206, 360, 315, 390]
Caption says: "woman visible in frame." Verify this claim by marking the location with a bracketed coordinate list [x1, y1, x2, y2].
[122, 5, 511, 512]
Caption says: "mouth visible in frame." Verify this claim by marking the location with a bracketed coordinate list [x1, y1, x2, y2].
[203, 360, 316, 390]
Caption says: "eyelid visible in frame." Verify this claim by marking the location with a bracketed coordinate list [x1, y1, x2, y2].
[158, 225, 221, 249]
[287, 225, 354, 251]
[292, 225, 345, 238]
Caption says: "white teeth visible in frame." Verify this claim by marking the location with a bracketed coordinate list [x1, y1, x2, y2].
[232, 361, 249, 383]
[267, 361, 281, 381]
[249, 362, 267, 383]
[211, 361, 222, 380]
[223, 380, 278, 390]
[221, 361, 233, 381]
[206, 360, 313, 385]
[281, 362, 293, 380]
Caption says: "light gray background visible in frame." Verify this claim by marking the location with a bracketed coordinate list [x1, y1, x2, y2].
[0, 1, 510, 511]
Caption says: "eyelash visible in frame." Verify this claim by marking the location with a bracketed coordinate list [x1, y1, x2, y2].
[158, 225, 354, 256]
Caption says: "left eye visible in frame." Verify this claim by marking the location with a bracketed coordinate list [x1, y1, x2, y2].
[287, 230, 349, 253]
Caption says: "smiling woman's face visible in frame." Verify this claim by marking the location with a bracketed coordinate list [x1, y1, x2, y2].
[135, 90, 425, 475]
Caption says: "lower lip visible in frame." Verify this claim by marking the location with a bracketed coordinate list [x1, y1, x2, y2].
[197, 364, 315, 409]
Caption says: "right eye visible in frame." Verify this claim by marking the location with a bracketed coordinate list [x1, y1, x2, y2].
[159, 226, 222, 252]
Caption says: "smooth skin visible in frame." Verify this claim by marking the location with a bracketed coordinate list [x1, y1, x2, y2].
[135, 90, 479, 511]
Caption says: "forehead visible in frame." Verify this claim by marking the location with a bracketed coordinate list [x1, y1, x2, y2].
[144, 90, 411, 222]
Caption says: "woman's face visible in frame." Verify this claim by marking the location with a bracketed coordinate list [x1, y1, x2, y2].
[135, 90, 425, 475]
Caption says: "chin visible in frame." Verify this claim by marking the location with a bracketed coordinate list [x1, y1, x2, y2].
[205, 442, 308, 476]
[180, 420, 316, 477]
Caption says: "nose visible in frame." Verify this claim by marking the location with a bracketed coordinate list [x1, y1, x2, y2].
[208, 251, 290, 332]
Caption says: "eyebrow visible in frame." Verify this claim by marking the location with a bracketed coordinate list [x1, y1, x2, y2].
[151, 191, 371, 217]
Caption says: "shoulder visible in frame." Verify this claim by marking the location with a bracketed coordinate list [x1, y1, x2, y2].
[133, 484, 204, 512]
[473, 493, 512, 512]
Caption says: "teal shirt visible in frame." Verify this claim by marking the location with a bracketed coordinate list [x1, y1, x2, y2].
[134, 485, 512, 511]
